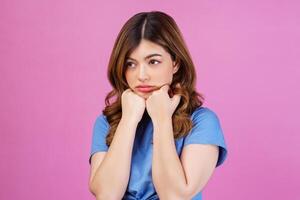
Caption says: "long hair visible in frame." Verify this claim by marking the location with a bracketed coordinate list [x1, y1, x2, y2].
[103, 11, 205, 146]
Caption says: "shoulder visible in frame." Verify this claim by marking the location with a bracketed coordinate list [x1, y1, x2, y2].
[92, 113, 110, 134]
[186, 106, 228, 167]
[94, 113, 110, 127]
[191, 106, 221, 123]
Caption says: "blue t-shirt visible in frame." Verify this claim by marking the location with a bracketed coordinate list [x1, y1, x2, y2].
[89, 106, 228, 200]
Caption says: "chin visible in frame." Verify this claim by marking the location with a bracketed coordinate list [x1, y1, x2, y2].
[136, 91, 152, 99]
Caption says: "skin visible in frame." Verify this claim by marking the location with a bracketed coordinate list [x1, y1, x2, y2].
[89, 39, 181, 199]
[123, 39, 181, 123]
[123, 39, 219, 199]
[89, 39, 219, 199]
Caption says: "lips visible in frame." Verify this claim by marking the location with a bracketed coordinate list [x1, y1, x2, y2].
[136, 85, 155, 93]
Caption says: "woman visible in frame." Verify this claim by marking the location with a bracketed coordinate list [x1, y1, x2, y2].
[88, 11, 228, 200]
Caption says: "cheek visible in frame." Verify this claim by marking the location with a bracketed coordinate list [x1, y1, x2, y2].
[155, 67, 174, 82]
[125, 72, 134, 85]
[125, 69, 132, 78]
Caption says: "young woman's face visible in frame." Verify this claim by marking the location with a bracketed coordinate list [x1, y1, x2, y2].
[125, 39, 179, 99]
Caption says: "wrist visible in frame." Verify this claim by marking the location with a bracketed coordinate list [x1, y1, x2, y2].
[152, 116, 172, 128]
[120, 116, 139, 127]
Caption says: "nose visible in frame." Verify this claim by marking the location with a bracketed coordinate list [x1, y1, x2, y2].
[138, 65, 149, 82]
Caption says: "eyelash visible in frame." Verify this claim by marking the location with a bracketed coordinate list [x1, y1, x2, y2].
[126, 60, 161, 68]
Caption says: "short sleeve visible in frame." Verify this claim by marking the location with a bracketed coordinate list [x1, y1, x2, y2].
[183, 107, 228, 167]
[89, 114, 110, 164]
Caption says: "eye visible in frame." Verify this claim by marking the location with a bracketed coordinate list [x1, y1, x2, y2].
[149, 59, 160, 65]
[125, 62, 135, 68]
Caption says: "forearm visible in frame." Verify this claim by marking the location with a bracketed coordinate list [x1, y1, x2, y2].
[152, 118, 189, 200]
[90, 118, 137, 199]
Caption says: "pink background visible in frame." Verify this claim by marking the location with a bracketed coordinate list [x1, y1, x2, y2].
[1, 0, 299, 199]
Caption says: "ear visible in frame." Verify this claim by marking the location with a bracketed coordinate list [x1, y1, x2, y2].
[173, 61, 179, 74]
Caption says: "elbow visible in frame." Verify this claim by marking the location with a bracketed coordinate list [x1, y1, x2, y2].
[157, 189, 189, 200]
[166, 192, 194, 200]
[157, 192, 190, 200]
[156, 185, 197, 200]
[180, 185, 204, 200]
[89, 181, 123, 200]
[89, 181, 99, 197]
[95, 194, 121, 200]
[88, 181, 103, 199]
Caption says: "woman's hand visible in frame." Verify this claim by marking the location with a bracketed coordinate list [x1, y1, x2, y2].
[146, 84, 181, 124]
[121, 88, 146, 124]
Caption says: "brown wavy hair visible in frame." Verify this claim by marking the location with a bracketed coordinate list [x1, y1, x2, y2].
[102, 11, 205, 146]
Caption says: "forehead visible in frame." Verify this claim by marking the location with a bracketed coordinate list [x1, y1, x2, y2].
[128, 39, 168, 58]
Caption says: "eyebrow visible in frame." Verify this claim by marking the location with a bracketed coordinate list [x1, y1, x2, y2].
[126, 53, 162, 61]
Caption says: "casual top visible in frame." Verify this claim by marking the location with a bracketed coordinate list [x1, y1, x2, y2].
[89, 106, 228, 200]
